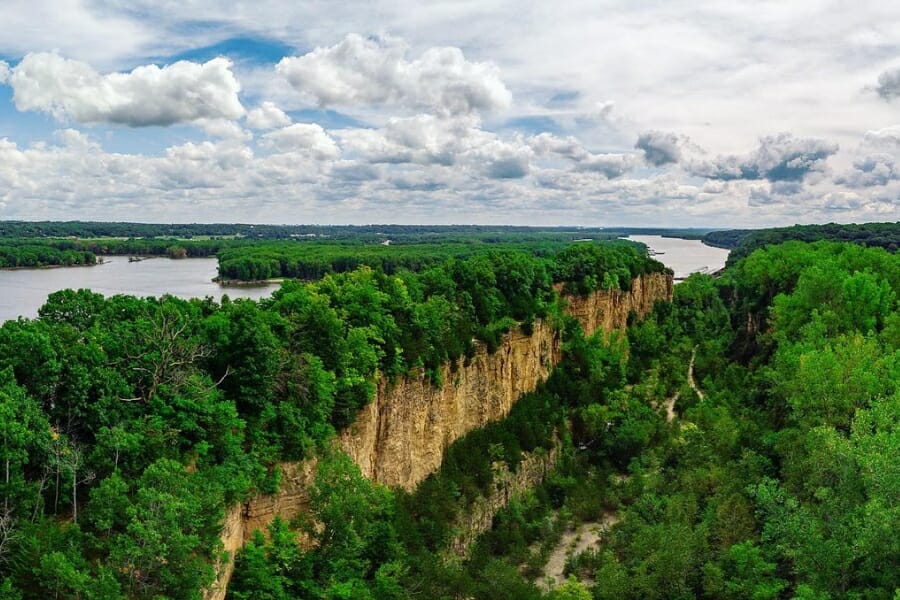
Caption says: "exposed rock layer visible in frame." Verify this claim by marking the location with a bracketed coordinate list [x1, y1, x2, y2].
[448, 441, 562, 557]
[203, 273, 672, 600]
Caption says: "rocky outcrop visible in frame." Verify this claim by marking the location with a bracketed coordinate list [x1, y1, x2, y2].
[448, 441, 563, 556]
[340, 318, 561, 490]
[204, 272, 672, 599]
[559, 271, 673, 335]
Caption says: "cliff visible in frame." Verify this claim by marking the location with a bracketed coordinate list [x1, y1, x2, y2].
[203, 272, 672, 600]
[448, 440, 563, 556]
[559, 271, 673, 335]
[340, 317, 561, 490]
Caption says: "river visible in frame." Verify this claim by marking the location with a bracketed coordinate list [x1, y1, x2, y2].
[624, 235, 730, 280]
[0, 238, 730, 322]
[0, 257, 278, 322]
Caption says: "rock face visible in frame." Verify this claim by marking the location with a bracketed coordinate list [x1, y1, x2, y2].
[559, 271, 673, 335]
[448, 441, 562, 557]
[203, 273, 672, 600]
[340, 317, 561, 491]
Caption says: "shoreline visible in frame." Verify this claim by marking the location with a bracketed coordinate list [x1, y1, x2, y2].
[0, 261, 102, 271]
[214, 277, 285, 287]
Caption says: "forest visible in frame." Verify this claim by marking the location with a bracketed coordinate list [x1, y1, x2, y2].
[0, 241, 663, 599]
[0, 223, 710, 271]
[223, 238, 899, 600]
[703, 222, 900, 261]
[0, 228, 897, 599]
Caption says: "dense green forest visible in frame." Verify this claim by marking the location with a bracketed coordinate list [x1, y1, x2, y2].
[227, 240, 899, 599]
[703, 222, 900, 262]
[0, 242, 662, 599]
[0, 222, 712, 271]
[0, 221, 712, 242]
[0, 245, 96, 269]
[1, 230, 897, 599]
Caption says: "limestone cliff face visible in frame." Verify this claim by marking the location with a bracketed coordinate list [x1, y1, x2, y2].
[340, 318, 561, 491]
[315, 271, 670, 493]
[448, 441, 562, 557]
[204, 505, 245, 600]
[204, 272, 672, 599]
[560, 271, 673, 335]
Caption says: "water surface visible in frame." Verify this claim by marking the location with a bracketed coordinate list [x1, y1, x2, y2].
[0, 257, 277, 322]
[624, 235, 730, 280]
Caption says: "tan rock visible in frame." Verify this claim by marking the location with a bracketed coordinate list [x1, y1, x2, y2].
[204, 273, 672, 599]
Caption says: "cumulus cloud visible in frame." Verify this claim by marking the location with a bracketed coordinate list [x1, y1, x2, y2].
[529, 133, 586, 161]
[54, 128, 99, 150]
[528, 132, 638, 178]
[331, 160, 380, 182]
[821, 191, 865, 211]
[0, 61, 9, 84]
[835, 154, 897, 187]
[338, 114, 480, 165]
[863, 125, 900, 147]
[246, 101, 292, 130]
[276, 34, 512, 116]
[9, 53, 245, 126]
[260, 123, 341, 159]
[575, 153, 638, 178]
[338, 114, 533, 178]
[475, 140, 532, 179]
[635, 130, 683, 166]
[875, 67, 900, 100]
[689, 133, 838, 182]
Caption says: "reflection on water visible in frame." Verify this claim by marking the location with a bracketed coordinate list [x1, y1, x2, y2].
[624, 235, 730, 280]
[0, 257, 278, 322]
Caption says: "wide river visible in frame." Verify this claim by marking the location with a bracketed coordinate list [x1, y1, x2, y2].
[0, 257, 278, 322]
[624, 235, 730, 280]
[0, 237, 729, 322]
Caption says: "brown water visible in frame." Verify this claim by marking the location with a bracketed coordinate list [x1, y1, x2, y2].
[624, 235, 730, 279]
[0, 257, 278, 322]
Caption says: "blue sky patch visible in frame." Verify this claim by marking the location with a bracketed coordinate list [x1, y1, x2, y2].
[159, 35, 298, 66]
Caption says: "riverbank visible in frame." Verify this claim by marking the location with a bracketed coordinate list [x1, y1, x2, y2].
[215, 277, 286, 287]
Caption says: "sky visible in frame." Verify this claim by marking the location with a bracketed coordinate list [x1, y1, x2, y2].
[0, 1, 898, 226]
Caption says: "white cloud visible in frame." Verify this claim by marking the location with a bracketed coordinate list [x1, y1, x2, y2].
[835, 154, 898, 187]
[260, 123, 341, 159]
[276, 34, 512, 116]
[863, 126, 900, 147]
[875, 67, 900, 100]
[54, 128, 99, 150]
[338, 114, 480, 165]
[528, 132, 639, 178]
[689, 133, 838, 182]
[246, 101, 292, 130]
[0, 61, 9, 84]
[635, 130, 685, 166]
[9, 53, 245, 126]
[474, 139, 532, 179]
[575, 153, 639, 178]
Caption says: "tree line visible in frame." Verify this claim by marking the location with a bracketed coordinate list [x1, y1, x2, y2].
[0, 242, 660, 599]
[226, 239, 899, 599]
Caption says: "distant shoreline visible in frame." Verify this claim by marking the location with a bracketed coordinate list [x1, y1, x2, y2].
[0, 261, 101, 271]
[215, 277, 285, 287]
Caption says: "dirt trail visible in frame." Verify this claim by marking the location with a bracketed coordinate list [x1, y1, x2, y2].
[540, 347, 703, 589]
[687, 346, 704, 400]
[663, 346, 704, 422]
[663, 391, 679, 422]
[539, 512, 619, 590]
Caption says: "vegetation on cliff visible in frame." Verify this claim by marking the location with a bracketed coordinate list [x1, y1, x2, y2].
[0, 241, 660, 599]
[2, 226, 896, 599]
[228, 239, 898, 599]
